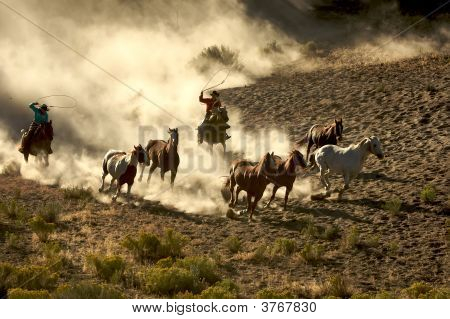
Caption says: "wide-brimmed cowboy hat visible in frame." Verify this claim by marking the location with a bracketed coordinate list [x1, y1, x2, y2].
[211, 90, 220, 97]
[40, 104, 49, 111]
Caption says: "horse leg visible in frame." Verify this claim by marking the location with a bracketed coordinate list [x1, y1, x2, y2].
[283, 187, 292, 210]
[209, 144, 213, 155]
[44, 153, 49, 167]
[250, 193, 263, 221]
[264, 185, 279, 208]
[319, 165, 330, 191]
[126, 183, 133, 202]
[234, 186, 243, 208]
[170, 169, 177, 190]
[247, 195, 253, 221]
[306, 140, 313, 164]
[99, 172, 108, 192]
[108, 178, 117, 192]
[160, 169, 165, 182]
[147, 162, 158, 184]
[112, 183, 122, 202]
[229, 176, 236, 207]
[138, 163, 145, 182]
[222, 142, 226, 154]
[338, 174, 350, 200]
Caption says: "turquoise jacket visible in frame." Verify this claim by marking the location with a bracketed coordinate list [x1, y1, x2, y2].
[29, 103, 48, 124]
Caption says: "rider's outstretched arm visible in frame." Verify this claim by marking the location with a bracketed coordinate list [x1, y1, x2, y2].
[29, 102, 39, 111]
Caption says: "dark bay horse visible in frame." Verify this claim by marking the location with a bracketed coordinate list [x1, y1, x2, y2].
[200, 108, 229, 154]
[20, 121, 54, 166]
[264, 150, 307, 210]
[139, 128, 180, 189]
[301, 118, 343, 164]
[229, 152, 277, 220]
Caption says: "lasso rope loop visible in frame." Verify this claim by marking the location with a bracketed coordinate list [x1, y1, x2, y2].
[36, 94, 78, 109]
[201, 66, 233, 93]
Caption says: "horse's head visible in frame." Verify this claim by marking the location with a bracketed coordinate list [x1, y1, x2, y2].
[168, 128, 179, 146]
[334, 118, 343, 141]
[291, 149, 307, 169]
[363, 136, 384, 159]
[134, 144, 150, 165]
[258, 152, 277, 178]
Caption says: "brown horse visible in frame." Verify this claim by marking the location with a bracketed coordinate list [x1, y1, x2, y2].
[264, 150, 307, 210]
[229, 152, 277, 220]
[20, 121, 54, 166]
[302, 118, 343, 164]
[139, 128, 180, 189]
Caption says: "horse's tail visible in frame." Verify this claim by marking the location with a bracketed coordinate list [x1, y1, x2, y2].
[102, 156, 108, 175]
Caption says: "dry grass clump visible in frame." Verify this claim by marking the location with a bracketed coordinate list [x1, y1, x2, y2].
[420, 184, 436, 203]
[382, 197, 402, 217]
[62, 186, 93, 201]
[223, 236, 242, 254]
[341, 227, 362, 250]
[318, 275, 353, 299]
[37, 202, 62, 224]
[256, 287, 295, 299]
[298, 243, 325, 265]
[29, 216, 56, 242]
[121, 228, 188, 263]
[272, 238, 297, 256]
[0, 199, 28, 222]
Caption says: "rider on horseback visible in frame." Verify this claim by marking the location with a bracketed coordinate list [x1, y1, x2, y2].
[19, 102, 52, 154]
[198, 90, 230, 144]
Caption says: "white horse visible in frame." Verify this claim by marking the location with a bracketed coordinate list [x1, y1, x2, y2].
[314, 136, 384, 197]
[99, 145, 149, 201]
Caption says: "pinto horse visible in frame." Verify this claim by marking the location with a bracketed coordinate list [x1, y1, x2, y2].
[264, 150, 307, 210]
[139, 128, 180, 189]
[229, 152, 277, 220]
[99, 145, 148, 201]
[302, 118, 343, 164]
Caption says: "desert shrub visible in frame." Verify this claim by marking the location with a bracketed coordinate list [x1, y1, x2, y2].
[53, 282, 124, 299]
[322, 225, 340, 240]
[122, 229, 188, 263]
[7, 288, 50, 299]
[299, 243, 324, 264]
[401, 282, 434, 299]
[86, 254, 126, 283]
[272, 238, 297, 256]
[174, 256, 220, 285]
[191, 45, 243, 74]
[224, 236, 241, 253]
[383, 197, 402, 217]
[420, 185, 436, 203]
[29, 216, 55, 242]
[63, 186, 93, 201]
[0, 199, 27, 221]
[42, 242, 71, 271]
[5, 232, 21, 250]
[249, 245, 269, 263]
[387, 241, 400, 256]
[364, 235, 380, 248]
[155, 257, 175, 268]
[200, 279, 239, 299]
[341, 227, 361, 250]
[320, 275, 353, 299]
[262, 40, 283, 55]
[256, 287, 294, 299]
[0, 263, 58, 291]
[301, 217, 320, 238]
[374, 290, 397, 299]
[37, 202, 62, 223]
[145, 266, 199, 295]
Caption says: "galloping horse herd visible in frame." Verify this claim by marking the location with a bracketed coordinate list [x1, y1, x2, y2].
[96, 117, 384, 219]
